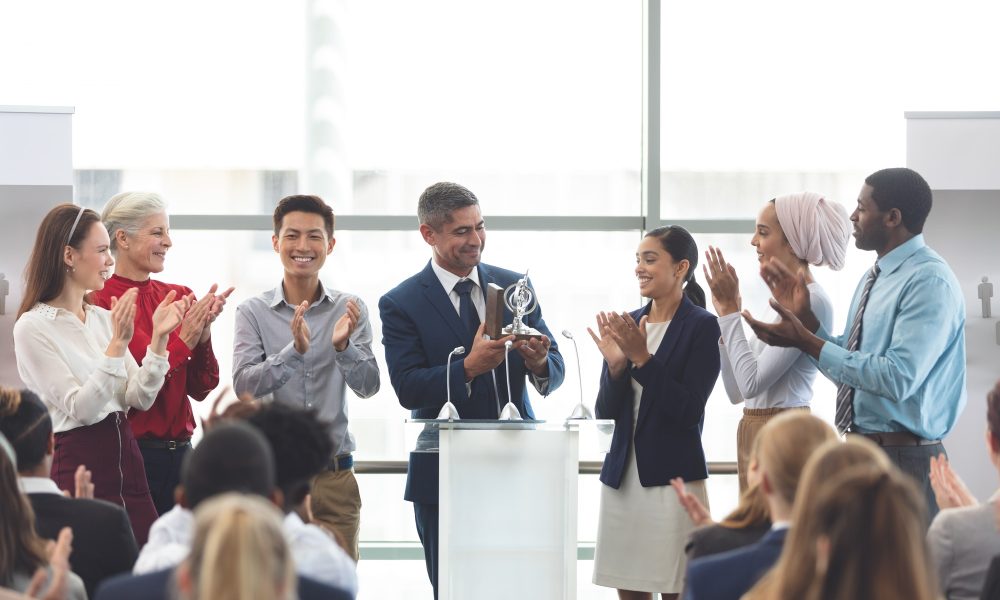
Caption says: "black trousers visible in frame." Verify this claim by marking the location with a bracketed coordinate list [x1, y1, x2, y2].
[413, 501, 439, 600]
[139, 444, 189, 517]
[878, 441, 945, 521]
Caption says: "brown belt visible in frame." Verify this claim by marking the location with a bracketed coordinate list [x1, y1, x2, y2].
[847, 430, 940, 447]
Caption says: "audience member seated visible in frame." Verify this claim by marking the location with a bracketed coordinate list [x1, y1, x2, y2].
[743, 435, 892, 599]
[0, 387, 138, 597]
[133, 421, 281, 573]
[96, 493, 352, 600]
[674, 433, 771, 560]
[683, 412, 835, 600]
[927, 379, 1000, 600]
[0, 433, 86, 600]
[245, 403, 358, 595]
[759, 464, 938, 600]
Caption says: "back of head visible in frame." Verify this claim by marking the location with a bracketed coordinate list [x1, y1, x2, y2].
[181, 422, 276, 510]
[272, 194, 335, 238]
[0, 387, 52, 472]
[181, 493, 294, 600]
[748, 437, 894, 600]
[0, 433, 47, 585]
[18, 203, 102, 318]
[810, 466, 936, 600]
[644, 225, 706, 308]
[755, 412, 836, 506]
[417, 182, 479, 230]
[246, 404, 334, 511]
[864, 167, 933, 234]
[101, 191, 167, 253]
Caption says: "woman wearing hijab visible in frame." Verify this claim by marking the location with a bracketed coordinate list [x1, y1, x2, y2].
[703, 192, 850, 492]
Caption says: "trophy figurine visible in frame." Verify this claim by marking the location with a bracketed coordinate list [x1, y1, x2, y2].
[484, 271, 544, 341]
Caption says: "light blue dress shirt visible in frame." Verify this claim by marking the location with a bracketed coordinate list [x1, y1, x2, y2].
[816, 235, 966, 440]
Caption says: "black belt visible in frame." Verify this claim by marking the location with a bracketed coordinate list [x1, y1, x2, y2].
[847, 430, 940, 447]
[328, 453, 354, 472]
[137, 438, 192, 450]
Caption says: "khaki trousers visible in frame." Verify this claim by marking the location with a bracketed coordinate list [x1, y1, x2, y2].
[311, 468, 362, 561]
[736, 406, 809, 493]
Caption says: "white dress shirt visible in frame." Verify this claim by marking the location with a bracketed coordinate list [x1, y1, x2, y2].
[13, 303, 169, 432]
[18, 476, 63, 495]
[283, 511, 359, 597]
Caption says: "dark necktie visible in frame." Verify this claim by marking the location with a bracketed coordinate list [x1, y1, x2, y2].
[453, 279, 480, 339]
[835, 263, 881, 434]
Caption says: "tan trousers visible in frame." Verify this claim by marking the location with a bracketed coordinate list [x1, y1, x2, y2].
[311, 468, 362, 562]
[736, 406, 810, 493]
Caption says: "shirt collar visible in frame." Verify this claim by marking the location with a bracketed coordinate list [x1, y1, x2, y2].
[19, 476, 63, 495]
[876, 234, 926, 276]
[269, 282, 335, 309]
[770, 520, 791, 531]
[430, 260, 480, 294]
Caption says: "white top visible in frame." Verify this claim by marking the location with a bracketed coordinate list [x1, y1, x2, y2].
[19, 476, 63, 495]
[135, 506, 359, 598]
[718, 283, 833, 409]
[13, 302, 169, 432]
[283, 511, 359, 596]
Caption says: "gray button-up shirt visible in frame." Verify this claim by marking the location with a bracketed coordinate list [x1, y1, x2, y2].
[233, 284, 380, 455]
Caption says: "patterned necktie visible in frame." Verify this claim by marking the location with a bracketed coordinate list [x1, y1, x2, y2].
[453, 279, 480, 339]
[835, 263, 881, 434]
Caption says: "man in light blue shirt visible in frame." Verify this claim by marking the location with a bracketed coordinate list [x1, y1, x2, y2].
[745, 167, 966, 515]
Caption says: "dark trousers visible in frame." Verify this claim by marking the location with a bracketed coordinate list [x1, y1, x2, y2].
[413, 501, 439, 600]
[138, 444, 189, 517]
[878, 442, 945, 521]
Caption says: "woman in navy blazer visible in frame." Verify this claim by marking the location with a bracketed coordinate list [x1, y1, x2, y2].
[589, 225, 721, 600]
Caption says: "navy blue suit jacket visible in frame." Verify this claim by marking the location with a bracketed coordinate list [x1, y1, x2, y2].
[684, 527, 788, 600]
[94, 568, 353, 600]
[596, 295, 720, 487]
[379, 261, 565, 504]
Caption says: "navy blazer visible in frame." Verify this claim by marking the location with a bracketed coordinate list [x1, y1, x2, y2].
[94, 568, 353, 600]
[596, 295, 721, 487]
[684, 527, 788, 600]
[379, 261, 565, 504]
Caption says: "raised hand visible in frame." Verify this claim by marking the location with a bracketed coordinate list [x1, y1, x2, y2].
[106, 287, 138, 357]
[150, 290, 191, 356]
[24, 527, 72, 600]
[332, 299, 360, 352]
[703, 245, 742, 316]
[587, 312, 627, 378]
[742, 298, 824, 360]
[606, 311, 651, 366]
[292, 301, 311, 355]
[670, 477, 714, 527]
[72, 464, 94, 499]
[463, 322, 517, 380]
[929, 454, 978, 510]
[760, 258, 816, 329]
[517, 335, 551, 376]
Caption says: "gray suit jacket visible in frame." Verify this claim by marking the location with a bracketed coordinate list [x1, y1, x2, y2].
[927, 493, 1000, 600]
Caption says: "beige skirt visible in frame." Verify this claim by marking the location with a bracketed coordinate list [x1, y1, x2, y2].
[593, 450, 709, 593]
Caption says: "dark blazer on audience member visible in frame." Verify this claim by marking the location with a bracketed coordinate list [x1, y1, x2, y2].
[596, 295, 721, 488]
[685, 521, 771, 560]
[28, 492, 138, 598]
[94, 568, 353, 600]
[982, 554, 1000, 600]
[684, 527, 788, 600]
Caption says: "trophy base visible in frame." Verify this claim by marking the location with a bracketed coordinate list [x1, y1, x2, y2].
[501, 325, 544, 341]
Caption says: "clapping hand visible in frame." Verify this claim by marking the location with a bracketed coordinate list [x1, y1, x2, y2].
[760, 258, 815, 329]
[106, 288, 138, 357]
[61, 465, 94, 499]
[929, 454, 977, 510]
[588, 312, 627, 379]
[605, 311, 651, 367]
[292, 301, 311, 355]
[332, 299, 360, 352]
[670, 478, 714, 527]
[703, 246, 742, 316]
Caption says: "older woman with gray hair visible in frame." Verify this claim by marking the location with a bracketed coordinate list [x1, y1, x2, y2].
[91, 192, 233, 517]
[702, 192, 850, 493]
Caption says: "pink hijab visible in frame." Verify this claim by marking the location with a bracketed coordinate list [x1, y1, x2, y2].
[773, 192, 850, 271]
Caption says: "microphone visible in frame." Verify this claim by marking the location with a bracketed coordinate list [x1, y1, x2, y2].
[562, 330, 594, 420]
[436, 346, 465, 420]
[498, 339, 523, 420]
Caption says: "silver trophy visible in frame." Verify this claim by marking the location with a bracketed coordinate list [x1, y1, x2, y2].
[484, 271, 544, 341]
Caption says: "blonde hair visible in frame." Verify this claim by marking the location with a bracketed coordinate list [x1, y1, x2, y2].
[101, 191, 167, 253]
[179, 493, 294, 600]
[755, 412, 837, 506]
[720, 433, 770, 529]
[744, 437, 898, 600]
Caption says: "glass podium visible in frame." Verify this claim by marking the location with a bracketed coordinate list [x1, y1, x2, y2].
[406, 419, 614, 600]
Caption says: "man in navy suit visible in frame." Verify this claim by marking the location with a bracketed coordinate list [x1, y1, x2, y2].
[379, 181, 565, 597]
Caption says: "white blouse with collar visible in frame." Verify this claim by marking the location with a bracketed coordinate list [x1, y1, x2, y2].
[13, 302, 169, 432]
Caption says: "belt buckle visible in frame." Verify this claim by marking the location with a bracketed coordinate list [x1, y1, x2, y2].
[166, 440, 178, 450]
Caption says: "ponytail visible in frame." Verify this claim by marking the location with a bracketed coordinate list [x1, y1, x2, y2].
[683, 278, 706, 309]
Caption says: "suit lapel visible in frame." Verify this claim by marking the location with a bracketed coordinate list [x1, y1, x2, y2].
[635, 296, 694, 431]
[418, 262, 469, 347]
